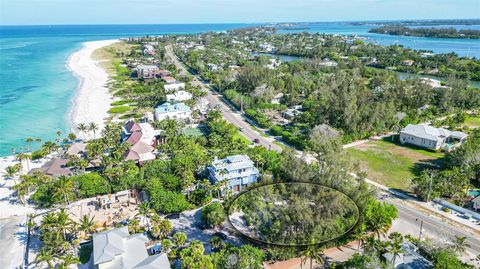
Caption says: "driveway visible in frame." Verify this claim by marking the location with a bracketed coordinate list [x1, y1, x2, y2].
[168, 203, 243, 253]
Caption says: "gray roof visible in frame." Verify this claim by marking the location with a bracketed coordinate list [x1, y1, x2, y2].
[93, 226, 130, 265]
[383, 242, 432, 269]
[134, 253, 170, 269]
[400, 124, 467, 141]
[93, 227, 160, 269]
[211, 155, 255, 172]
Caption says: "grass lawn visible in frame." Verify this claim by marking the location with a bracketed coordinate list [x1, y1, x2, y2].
[233, 132, 252, 145]
[463, 116, 480, 128]
[347, 139, 445, 191]
[92, 41, 139, 75]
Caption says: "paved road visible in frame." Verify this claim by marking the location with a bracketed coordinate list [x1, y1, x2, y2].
[165, 44, 480, 256]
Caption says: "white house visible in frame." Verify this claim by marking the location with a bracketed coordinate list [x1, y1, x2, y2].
[155, 102, 191, 121]
[166, 90, 193, 102]
[208, 155, 259, 193]
[399, 124, 468, 151]
[93, 226, 170, 269]
[164, 83, 186, 92]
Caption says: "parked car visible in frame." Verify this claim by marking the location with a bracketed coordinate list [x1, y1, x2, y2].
[213, 232, 228, 240]
[253, 138, 260, 144]
[239, 127, 244, 132]
[165, 213, 181, 219]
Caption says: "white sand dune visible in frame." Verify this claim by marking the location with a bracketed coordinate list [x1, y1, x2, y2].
[69, 39, 118, 140]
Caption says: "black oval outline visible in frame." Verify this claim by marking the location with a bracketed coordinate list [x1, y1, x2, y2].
[226, 182, 360, 247]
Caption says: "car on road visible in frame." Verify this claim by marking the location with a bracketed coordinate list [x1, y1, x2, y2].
[253, 138, 260, 144]
[165, 213, 181, 219]
[239, 127, 244, 132]
[213, 232, 228, 240]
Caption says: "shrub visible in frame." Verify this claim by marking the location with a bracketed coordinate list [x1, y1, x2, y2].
[31, 149, 46, 160]
[73, 173, 111, 198]
[201, 202, 226, 228]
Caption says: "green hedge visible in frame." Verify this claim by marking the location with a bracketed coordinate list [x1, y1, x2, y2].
[108, 106, 131, 114]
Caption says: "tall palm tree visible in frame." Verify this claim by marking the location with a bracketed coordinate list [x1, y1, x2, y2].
[88, 122, 99, 139]
[53, 176, 74, 206]
[77, 123, 88, 140]
[451, 236, 470, 255]
[56, 209, 74, 240]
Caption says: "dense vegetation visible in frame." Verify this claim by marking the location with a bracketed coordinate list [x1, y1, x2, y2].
[369, 25, 480, 39]
[230, 182, 358, 245]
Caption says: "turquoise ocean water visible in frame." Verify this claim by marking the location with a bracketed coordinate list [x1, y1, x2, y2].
[0, 23, 479, 156]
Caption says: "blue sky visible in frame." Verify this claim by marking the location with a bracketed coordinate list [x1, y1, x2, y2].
[1, 0, 479, 25]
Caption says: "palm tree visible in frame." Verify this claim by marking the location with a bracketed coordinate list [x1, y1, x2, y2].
[78, 214, 95, 238]
[363, 236, 382, 254]
[56, 130, 63, 144]
[388, 239, 404, 266]
[53, 176, 74, 206]
[68, 133, 77, 142]
[5, 165, 19, 184]
[77, 123, 88, 140]
[128, 218, 141, 234]
[301, 245, 324, 269]
[88, 122, 99, 139]
[56, 209, 74, 240]
[17, 152, 31, 172]
[137, 202, 152, 231]
[60, 253, 79, 269]
[451, 236, 470, 255]
[36, 248, 55, 269]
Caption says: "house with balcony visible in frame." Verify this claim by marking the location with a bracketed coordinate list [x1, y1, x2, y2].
[154, 102, 191, 122]
[399, 124, 468, 151]
[208, 155, 259, 193]
[135, 65, 160, 80]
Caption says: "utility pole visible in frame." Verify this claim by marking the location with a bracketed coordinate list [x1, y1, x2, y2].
[416, 218, 424, 241]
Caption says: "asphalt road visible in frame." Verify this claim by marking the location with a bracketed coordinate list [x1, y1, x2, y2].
[165, 44, 480, 256]
[389, 198, 480, 253]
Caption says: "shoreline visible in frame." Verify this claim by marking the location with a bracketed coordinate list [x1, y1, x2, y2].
[68, 39, 118, 140]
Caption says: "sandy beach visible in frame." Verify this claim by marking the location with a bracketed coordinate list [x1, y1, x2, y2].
[68, 39, 118, 140]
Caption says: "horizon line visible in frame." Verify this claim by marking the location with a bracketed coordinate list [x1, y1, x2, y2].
[1, 18, 479, 27]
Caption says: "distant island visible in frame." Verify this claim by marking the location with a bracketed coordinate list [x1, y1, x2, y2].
[352, 19, 480, 26]
[369, 25, 480, 39]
